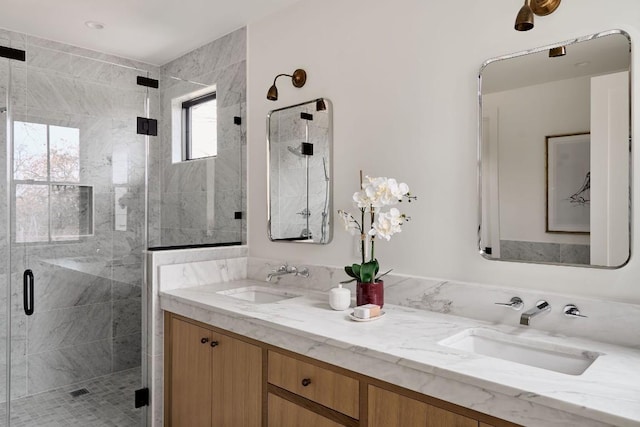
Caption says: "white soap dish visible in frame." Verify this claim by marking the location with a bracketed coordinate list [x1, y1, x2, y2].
[348, 311, 386, 322]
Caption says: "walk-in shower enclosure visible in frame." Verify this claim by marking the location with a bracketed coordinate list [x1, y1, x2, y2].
[0, 24, 246, 426]
[0, 31, 155, 426]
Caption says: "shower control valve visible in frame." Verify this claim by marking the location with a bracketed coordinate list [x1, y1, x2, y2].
[297, 208, 311, 218]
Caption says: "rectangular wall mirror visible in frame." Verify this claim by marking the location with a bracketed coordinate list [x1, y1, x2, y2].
[478, 30, 631, 268]
[268, 98, 332, 244]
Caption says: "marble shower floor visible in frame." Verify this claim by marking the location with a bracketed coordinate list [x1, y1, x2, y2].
[0, 368, 141, 427]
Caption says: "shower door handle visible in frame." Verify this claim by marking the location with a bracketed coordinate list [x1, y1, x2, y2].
[23, 269, 34, 316]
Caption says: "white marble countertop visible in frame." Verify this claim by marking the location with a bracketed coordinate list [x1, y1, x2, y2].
[160, 279, 640, 427]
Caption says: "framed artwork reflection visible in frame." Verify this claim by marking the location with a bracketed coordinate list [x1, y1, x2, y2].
[546, 132, 590, 234]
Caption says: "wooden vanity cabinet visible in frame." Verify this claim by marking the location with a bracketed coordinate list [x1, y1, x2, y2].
[268, 351, 359, 419]
[368, 385, 477, 427]
[267, 350, 360, 427]
[268, 393, 348, 427]
[165, 312, 519, 427]
[165, 314, 262, 427]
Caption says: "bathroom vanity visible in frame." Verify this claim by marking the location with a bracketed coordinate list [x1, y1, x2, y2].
[157, 274, 640, 427]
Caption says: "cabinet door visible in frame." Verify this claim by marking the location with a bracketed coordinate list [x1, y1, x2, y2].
[170, 318, 212, 427]
[368, 385, 477, 427]
[211, 331, 262, 427]
[268, 393, 346, 427]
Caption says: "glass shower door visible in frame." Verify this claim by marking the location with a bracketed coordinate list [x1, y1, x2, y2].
[0, 53, 10, 427]
[5, 40, 150, 426]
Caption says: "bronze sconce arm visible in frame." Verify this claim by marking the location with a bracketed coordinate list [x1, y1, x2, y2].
[266, 69, 307, 101]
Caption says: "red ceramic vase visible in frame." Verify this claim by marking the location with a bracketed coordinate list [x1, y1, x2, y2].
[356, 280, 384, 308]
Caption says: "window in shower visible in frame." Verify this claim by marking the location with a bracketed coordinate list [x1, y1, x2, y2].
[13, 121, 93, 243]
[182, 91, 217, 160]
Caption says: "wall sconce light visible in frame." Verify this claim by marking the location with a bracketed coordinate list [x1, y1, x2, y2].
[514, 0, 561, 32]
[549, 46, 566, 57]
[266, 69, 307, 101]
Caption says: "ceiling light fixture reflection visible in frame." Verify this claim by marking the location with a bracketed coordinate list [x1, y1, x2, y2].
[85, 21, 105, 30]
[549, 46, 566, 57]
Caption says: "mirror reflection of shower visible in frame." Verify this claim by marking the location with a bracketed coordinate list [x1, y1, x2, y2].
[268, 98, 332, 244]
[296, 112, 314, 240]
[320, 156, 329, 242]
[285, 109, 331, 243]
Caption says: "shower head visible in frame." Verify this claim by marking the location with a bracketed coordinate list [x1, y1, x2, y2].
[0, 107, 6, 113]
[287, 145, 304, 157]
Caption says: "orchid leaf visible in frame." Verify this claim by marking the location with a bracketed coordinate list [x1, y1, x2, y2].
[375, 269, 392, 281]
[360, 260, 378, 283]
[344, 266, 358, 279]
[351, 263, 362, 279]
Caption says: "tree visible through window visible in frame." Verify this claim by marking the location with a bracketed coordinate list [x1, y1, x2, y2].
[13, 121, 93, 243]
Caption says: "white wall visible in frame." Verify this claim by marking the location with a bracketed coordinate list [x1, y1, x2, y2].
[484, 76, 590, 245]
[247, 0, 640, 303]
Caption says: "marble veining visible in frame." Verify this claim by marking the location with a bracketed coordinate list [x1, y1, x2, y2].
[160, 280, 639, 427]
[248, 257, 640, 349]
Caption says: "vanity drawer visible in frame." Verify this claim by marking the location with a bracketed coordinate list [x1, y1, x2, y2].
[267, 351, 359, 419]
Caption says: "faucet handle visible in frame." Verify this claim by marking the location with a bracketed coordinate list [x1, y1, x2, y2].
[563, 304, 587, 318]
[495, 297, 524, 311]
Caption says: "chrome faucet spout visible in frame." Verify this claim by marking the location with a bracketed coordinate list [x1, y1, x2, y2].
[266, 264, 309, 281]
[520, 300, 551, 326]
[266, 265, 287, 281]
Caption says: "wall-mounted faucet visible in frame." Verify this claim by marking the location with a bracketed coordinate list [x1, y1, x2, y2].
[563, 304, 587, 318]
[266, 264, 310, 282]
[495, 297, 524, 311]
[520, 300, 551, 326]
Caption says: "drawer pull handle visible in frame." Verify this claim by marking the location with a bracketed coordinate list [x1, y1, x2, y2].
[210, 341, 219, 348]
[301, 378, 312, 387]
[201, 337, 209, 344]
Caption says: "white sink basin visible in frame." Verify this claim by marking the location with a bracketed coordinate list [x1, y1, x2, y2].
[439, 328, 601, 375]
[216, 286, 301, 304]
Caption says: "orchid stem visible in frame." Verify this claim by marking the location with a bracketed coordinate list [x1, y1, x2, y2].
[370, 209, 375, 262]
[360, 208, 365, 265]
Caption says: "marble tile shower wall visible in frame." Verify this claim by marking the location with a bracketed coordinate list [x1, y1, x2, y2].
[151, 27, 246, 247]
[0, 28, 157, 400]
[270, 106, 329, 240]
[500, 240, 590, 265]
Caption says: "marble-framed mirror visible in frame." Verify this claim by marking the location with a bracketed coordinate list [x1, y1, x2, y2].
[478, 30, 631, 268]
[267, 98, 332, 244]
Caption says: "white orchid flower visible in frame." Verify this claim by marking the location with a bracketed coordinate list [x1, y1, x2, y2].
[338, 209, 361, 236]
[352, 190, 371, 209]
[369, 208, 404, 241]
[362, 176, 410, 208]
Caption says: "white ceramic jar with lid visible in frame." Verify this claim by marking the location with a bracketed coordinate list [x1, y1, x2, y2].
[329, 284, 351, 311]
